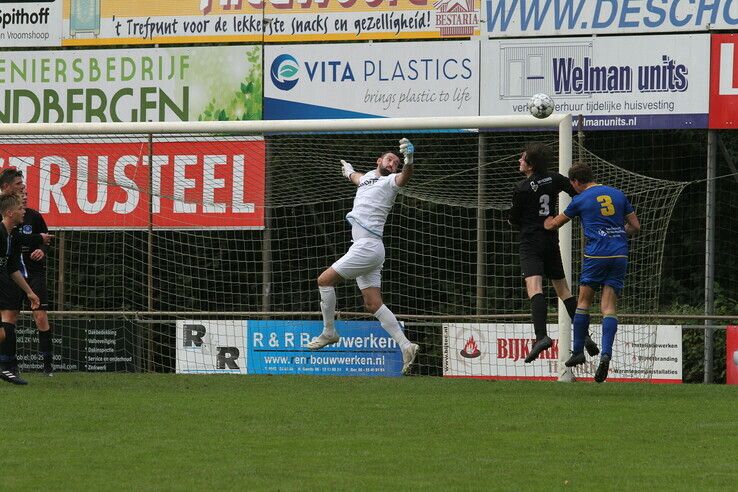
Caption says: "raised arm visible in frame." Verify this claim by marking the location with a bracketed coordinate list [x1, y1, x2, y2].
[341, 160, 364, 186]
[394, 138, 414, 188]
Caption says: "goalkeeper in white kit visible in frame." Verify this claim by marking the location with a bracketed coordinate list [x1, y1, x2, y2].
[305, 138, 420, 375]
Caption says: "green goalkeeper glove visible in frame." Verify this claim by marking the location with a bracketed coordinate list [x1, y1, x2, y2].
[399, 138, 414, 166]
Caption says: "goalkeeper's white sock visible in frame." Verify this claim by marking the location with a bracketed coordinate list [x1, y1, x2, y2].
[319, 286, 337, 337]
[374, 304, 411, 350]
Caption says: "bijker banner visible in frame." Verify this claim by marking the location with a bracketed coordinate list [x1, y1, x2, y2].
[709, 33, 738, 129]
[0, 138, 266, 229]
[265, 40, 479, 119]
[61, 0, 480, 45]
[0, 0, 62, 47]
[443, 323, 683, 383]
[0, 45, 262, 124]
[481, 33, 710, 130]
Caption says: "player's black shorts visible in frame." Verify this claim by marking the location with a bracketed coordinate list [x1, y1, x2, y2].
[519, 233, 566, 280]
[25, 272, 50, 311]
[0, 272, 49, 311]
[0, 274, 23, 311]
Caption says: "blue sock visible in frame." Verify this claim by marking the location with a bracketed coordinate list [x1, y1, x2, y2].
[572, 309, 590, 354]
[601, 315, 618, 356]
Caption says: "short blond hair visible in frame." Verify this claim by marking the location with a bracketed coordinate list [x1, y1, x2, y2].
[0, 193, 22, 216]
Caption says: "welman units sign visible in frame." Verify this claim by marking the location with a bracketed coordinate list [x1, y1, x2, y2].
[481, 33, 710, 130]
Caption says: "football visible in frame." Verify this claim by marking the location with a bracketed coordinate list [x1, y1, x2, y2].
[528, 93, 555, 119]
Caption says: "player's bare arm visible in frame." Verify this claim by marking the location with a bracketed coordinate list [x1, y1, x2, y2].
[394, 138, 414, 188]
[625, 211, 641, 237]
[341, 159, 364, 186]
[544, 213, 570, 231]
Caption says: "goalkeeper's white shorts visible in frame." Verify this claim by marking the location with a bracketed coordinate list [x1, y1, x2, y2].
[332, 237, 385, 290]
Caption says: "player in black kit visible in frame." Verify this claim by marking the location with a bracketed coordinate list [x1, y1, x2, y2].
[0, 169, 55, 375]
[508, 144, 599, 363]
[0, 193, 40, 385]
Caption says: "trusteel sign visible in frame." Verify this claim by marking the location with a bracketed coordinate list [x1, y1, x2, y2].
[0, 139, 265, 229]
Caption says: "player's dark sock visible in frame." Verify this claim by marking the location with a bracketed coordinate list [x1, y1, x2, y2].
[530, 293, 548, 340]
[601, 315, 618, 356]
[563, 296, 577, 319]
[0, 322, 17, 371]
[39, 329, 53, 372]
[39, 329, 52, 356]
[572, 309, 590, 354]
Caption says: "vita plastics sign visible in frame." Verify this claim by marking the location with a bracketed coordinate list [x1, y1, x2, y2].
[265, 41, 479, 119]
[0, 45, 262, 123]
[0, 0, 62, 47]
[485, 0, 738, 37]
[480, 34, 710, 130]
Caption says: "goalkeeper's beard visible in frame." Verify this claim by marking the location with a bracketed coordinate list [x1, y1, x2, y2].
[378, 166, 392, 176]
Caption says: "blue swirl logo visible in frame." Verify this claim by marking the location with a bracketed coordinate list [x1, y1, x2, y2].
[270, 54, 299, 91]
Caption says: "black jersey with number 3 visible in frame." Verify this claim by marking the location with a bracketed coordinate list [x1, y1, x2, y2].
[509, 172, 576, 238]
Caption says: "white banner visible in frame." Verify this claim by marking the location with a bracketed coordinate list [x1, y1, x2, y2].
[265, 41, 479, 119]
[480, 34, 710, 130]
[443, 323, 682, 382]
[485, 0, 738, 37]
[0, 0, 62, 46]
[176, 320, 247, 374]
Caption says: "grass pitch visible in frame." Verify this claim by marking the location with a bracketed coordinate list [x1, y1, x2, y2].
[4, 374, 737, 491]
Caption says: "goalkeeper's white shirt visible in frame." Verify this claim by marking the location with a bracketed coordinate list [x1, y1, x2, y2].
[346, 170, 400, 240]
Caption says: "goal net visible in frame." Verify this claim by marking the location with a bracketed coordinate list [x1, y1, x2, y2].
[0, 116, 687, 381]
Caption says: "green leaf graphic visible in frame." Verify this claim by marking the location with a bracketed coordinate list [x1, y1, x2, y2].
[280, 65, 298, 78]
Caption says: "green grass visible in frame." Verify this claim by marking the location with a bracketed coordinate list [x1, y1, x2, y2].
[4, 374, 738, 491]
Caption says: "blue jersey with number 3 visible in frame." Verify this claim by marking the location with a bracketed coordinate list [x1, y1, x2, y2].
[563, 185, 634, 258]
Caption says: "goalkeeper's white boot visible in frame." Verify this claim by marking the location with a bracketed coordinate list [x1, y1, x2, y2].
[305, 333, 340, 350]
[402, 343, 420, 375]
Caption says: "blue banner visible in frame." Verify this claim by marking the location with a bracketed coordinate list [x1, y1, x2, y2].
[247, 320, 403, 377]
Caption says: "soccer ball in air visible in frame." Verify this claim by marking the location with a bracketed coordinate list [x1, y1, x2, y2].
[528, 93, 555, 119]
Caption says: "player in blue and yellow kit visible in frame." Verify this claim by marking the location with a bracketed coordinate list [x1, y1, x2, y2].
[544, 163, 640, 383]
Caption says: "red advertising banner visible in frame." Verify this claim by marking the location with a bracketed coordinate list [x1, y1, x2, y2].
[709, 34, 738, 129]
[0, 139, 265, 229]
[727, 326, 738, 385]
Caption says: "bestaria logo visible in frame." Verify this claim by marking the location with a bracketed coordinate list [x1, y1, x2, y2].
[271, 54, 299, 91]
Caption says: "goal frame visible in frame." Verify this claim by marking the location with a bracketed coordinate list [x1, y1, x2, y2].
[0, 114, 574, 380]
